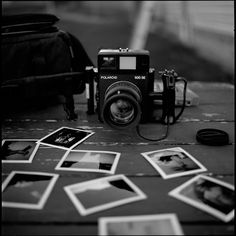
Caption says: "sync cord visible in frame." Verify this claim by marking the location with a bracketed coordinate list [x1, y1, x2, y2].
[136, 75, 187, 142]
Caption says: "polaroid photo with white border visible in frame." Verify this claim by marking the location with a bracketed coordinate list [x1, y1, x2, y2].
[169, 174, 234, 222]
[141, 147, 207, 179]
[55, 150, 121, 174]
[2, 171, 59, 210]
[64, 174, 147, 216]
[98, 213, 184, 235]
[1, 139, 40, 163]
[37, 126, 94, 150]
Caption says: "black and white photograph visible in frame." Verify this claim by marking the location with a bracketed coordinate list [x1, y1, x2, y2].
[2, 171, 59, 210]
[98, 213, 184, 235]
[141, 147, 207, 179]
[64, 174, 147, 216]
[1, 1, 234, 235]
[37, 127, 94, 150]
[1, 139, 40, 163]
[168, 175, 235, 222]
[55, 150, 120, 174]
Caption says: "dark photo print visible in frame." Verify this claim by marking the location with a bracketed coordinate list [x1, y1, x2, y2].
[99, 214, 184, 235]
[2, 171, 59, 209]
[193, 178, 234, 215]
[56, 150, 120, 174]
[1, 139, 39, 163]
[169, 175, 235, 222]
[74, 178, 138, 209]
[142, 147, 207, 179]
[150, 150, 199, 173]
[64, 175, 146, 216]
[38, 127, 94, 150]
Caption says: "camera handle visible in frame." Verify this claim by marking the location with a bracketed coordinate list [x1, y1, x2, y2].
[172, 76, 187, 122]
[160, 70, 187, 124]
[85, 66, 97, 114]
[161, 69, 176, 124]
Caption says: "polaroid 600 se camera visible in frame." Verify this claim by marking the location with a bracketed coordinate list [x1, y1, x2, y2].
[87, 48, 187, 138]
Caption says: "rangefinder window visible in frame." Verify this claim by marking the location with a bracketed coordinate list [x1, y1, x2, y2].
[119, 57, 136, 70]
[101, 56, 116, 69]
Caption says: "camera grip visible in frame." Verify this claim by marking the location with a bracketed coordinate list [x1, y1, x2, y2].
[161, 70, 176, 124]
[86, 67, 97, 114]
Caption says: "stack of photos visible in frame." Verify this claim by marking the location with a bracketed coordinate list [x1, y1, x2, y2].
[64, 174, 147, 216]
[98, 213, 184, 235]
[2, 171, 59, 210]
[169, 175, 235, 222]
[141, 147, 207, 179]
[55, 150, 120, 174]
[37, 127, 94, 150]
[1, 139, 40, 163]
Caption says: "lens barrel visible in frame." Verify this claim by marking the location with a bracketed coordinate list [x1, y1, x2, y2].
[102, 81, 142, 129]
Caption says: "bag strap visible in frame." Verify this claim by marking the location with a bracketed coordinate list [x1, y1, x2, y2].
[1, 72, 85, 88]
[2, 13, 59, 34]
[64, 32, 94, 74]
[2, 13, 59, 26]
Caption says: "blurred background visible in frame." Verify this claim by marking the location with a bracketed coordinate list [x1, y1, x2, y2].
[2, 0, 234, 83]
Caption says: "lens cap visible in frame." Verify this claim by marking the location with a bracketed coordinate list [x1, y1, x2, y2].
[196, 128, 229, 146]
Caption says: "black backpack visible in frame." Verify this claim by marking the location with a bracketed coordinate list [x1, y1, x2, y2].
[1, 13, 94, 120]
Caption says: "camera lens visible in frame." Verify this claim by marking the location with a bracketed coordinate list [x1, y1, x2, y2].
[102, 81, 142, 129]
[110, 99, 135, 124]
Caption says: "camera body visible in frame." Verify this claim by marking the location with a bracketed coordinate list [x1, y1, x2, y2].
[86, 48, 185, 130]
[96, 48, 155, 128]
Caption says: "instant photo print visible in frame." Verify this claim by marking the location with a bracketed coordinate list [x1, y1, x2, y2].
[2, 171, 59, 210]
[98, 213, 184, 235]
[1, 139, 40, 163]
[37, 126, 94, 150]
[169, 175, 235, 222]
[64, 174, 147, 216]
[55, 150, 120, 174]
[141, 147, 207, 179]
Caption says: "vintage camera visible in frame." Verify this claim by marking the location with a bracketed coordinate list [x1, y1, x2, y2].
[86, 48, 186, 130]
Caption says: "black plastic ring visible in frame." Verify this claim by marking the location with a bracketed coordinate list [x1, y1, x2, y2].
[196, 128, 229, 146]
